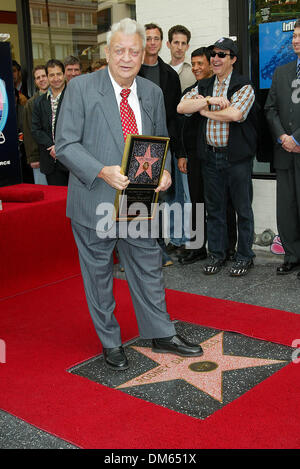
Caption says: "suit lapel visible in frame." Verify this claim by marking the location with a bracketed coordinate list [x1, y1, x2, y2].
[97, 69, 124, 154]
[286, 60, 297, 88]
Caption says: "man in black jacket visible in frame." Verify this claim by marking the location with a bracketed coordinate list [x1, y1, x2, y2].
[177, 47, 238, 265]
[32, 59, 68, 186]
[178, 38, 257, 277]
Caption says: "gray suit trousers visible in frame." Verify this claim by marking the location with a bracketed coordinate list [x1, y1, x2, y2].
[72, 221, 176, 348]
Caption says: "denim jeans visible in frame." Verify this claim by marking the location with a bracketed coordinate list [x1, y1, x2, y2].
[202, 149, 254, 261]
[164, 157, 191, 247]
[33, 168, 48, 185]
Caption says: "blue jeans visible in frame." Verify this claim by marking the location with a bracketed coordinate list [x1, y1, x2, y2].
[33, 168, 48, 185]
[202, 150, 254, 261]
[165, 156, 191, 246]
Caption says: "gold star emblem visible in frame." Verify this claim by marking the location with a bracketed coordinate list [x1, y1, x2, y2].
[134, 145, 159, 179]
[116, 332, 287, 402]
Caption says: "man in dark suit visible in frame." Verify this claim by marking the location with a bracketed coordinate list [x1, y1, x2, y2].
[265, 19, 300, 278]
[23, 65, 49, 185]
[138, 23, 183, 265]
[55, 18, 203, 371]
[32, 59, 68, 186]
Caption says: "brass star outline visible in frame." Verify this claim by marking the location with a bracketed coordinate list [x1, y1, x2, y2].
[116, 332, 287, 402]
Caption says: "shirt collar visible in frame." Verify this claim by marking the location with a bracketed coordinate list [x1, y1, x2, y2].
[215, 71, 232, 86]
[47, 86, 64, 100]
[108, 68, 137, 98]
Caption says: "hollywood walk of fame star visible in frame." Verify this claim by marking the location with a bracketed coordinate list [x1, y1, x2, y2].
[116, 332, 287, 402]
[134, 145, 159, 179]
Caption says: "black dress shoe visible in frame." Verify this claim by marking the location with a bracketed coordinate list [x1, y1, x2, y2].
[276, 262, 299, 275]
[103, 346, 129, 371]
[152, 335, 203, 357]
[178, 249, 207, 265]
[166, 243, 184, 255]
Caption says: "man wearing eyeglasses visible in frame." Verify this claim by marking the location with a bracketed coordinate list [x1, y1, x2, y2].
[177, 38, 257, 277]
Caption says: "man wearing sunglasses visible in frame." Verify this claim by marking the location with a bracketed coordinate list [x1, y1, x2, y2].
[177, 38, 257, 277]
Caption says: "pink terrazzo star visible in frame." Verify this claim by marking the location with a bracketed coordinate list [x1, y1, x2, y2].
[117, 332, 287, 402]
[134, 145, 159, 179]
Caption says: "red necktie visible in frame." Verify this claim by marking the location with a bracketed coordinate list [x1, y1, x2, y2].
[120, 88, 139, 142]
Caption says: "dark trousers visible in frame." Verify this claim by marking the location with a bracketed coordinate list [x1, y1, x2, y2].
[46, 166, 69, 186]
[202, 149, 254, 261]
[276, 157, 300, 264]
[187, 154, 237, 254]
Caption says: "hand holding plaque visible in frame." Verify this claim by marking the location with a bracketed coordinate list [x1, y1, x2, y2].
[114, 135, 170, 221]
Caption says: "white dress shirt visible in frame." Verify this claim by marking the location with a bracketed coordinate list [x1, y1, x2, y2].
[108, 69, 142, 135]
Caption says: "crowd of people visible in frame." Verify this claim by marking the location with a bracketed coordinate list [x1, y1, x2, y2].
[13, 55, 107, 186]
[11, 16, 300, 370]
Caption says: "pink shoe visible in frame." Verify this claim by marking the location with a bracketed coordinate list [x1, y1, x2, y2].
[271, 236, 285, 255]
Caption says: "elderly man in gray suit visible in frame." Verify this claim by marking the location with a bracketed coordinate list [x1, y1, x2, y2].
[55, 18, 203, 371]
[265, 19, 300, 278]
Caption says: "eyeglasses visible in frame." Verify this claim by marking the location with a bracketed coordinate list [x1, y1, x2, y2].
[210, 51, 233, 58]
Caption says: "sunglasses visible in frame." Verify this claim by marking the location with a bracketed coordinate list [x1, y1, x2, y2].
[210, 51, 233, 58]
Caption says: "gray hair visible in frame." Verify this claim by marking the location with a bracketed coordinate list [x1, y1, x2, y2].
[106, 18, 146, 48]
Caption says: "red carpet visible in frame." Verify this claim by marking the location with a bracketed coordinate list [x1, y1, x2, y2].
[0, 276, 299, 449]
[0, 184, 80, 298]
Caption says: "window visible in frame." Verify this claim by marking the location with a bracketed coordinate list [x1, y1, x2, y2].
[98, 8, 111, 35]
[59, 11, 68, 26]
[74, 13, 82, 26]
[32, 43, 44, 59]
[54, 44, 71, 60]
[32, 8, 42, 25]
[49, 11, 57, 27]
[84, 13, 92, 27]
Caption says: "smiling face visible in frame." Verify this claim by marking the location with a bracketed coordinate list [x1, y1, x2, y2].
[145, 28, 162, 58]
[191, 54, 212, 81]
[292, 27, 300, 57]
[34, 69, 49, 92]
[47, 65, 65, 93]
[210, 47, 236, 81]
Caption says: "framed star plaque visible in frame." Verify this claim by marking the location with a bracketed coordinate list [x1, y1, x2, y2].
[114, 135, 170, 221]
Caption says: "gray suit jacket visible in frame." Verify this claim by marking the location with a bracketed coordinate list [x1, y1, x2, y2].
[55, 67, 171, 229]
[265, 59, 300, 169]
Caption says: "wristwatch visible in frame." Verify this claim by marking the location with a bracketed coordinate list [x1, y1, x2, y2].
[206, 96, 211, 106]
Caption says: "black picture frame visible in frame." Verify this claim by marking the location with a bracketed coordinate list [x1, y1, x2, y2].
[114, 134, 170, 221]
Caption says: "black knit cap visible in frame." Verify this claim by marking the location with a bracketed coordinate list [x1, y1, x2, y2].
[209, 37, 238, 56]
